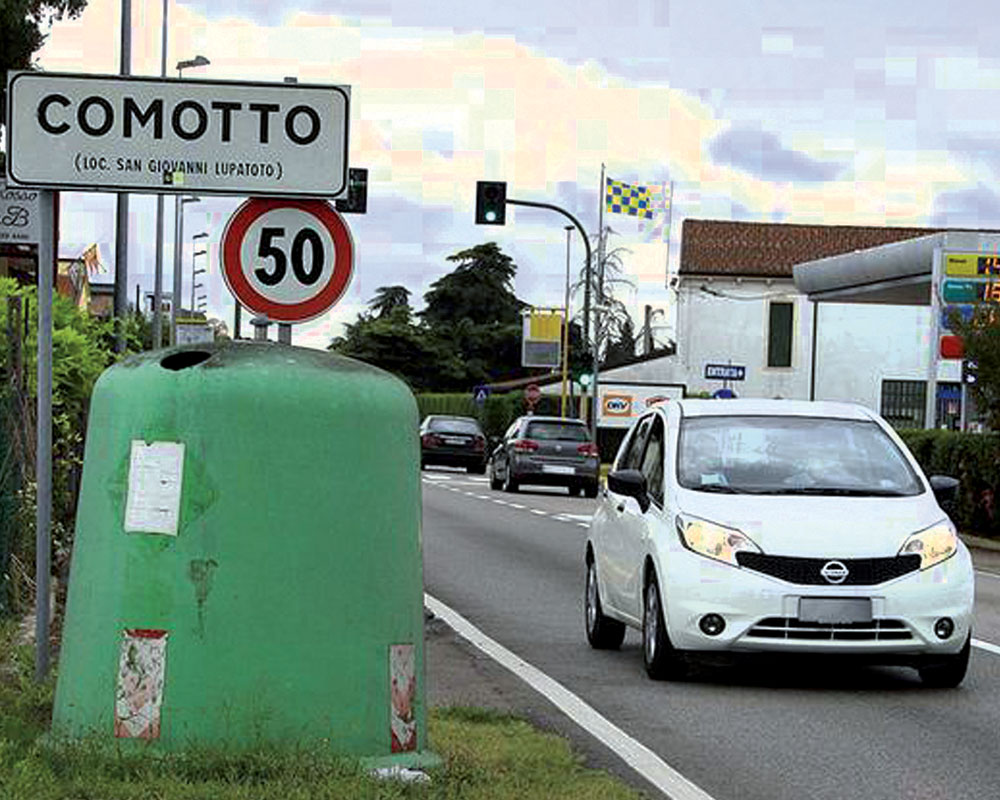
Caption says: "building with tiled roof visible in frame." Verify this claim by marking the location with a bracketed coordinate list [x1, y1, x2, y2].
[595, 218, 989, 429]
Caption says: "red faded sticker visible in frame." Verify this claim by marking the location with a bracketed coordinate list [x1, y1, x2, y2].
[389, 644, 417, 753]
[114, 629, 168, 739]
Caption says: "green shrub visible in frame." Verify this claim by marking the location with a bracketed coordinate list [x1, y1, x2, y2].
[897, 429, 1000, 539]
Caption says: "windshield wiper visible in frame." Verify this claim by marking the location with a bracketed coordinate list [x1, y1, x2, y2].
[750, 487, 911, 497]
[692, 484, 744, 494]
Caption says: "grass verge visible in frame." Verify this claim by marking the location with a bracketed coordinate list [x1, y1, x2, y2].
[0, 621, 643, 800]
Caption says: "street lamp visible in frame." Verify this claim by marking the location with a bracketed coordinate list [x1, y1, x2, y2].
[176, 55, 210, 76]
[561, 224, 573, 417]
[171, 197, 201, 343]
[169, 55, 210, 345]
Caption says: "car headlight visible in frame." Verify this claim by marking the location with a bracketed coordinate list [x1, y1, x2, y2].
[898, 521, 958, 570]
[676, 516, 761, 567]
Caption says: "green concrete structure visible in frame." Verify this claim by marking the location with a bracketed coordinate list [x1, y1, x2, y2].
[53, 342, 434, 766]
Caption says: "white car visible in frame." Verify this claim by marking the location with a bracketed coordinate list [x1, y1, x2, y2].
[585, 398, 975, 687]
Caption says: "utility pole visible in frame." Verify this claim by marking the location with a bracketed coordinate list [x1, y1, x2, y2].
[113, 0, 131, 353]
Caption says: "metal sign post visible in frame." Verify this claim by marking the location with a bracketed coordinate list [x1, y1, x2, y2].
[35, 190, 54, 680]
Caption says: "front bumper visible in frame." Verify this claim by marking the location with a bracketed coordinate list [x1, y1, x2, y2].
[659, 543, 975, 657]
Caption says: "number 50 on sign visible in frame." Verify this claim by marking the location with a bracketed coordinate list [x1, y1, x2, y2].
[221, 198, 354, 323]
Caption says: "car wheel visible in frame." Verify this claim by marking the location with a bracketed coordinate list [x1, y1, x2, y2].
[469, 463, 487, 475]
[918, 634, 971, 688]
[584, 481, 599, 499]
[489, 460, 502, 490]
[503, 467, 519, 493]
[642, 575, 686, 680]
[585, 558, 625, 649]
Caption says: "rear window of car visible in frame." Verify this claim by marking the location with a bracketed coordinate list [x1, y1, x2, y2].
[428, 418, 482, 435]
[524, 421, 590, 441]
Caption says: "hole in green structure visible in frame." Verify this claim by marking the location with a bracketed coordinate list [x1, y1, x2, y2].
[160, 351, 212, 371]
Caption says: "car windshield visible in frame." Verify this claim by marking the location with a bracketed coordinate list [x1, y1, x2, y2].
[677, 415, 923, 496]
[524, 421, 589, 441]
[428, 418, 481, 435]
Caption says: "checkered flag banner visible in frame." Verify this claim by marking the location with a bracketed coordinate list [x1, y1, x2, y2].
[605, 178, 655, 219]
[639, 182, 672, 242]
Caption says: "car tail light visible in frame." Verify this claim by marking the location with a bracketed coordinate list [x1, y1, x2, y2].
[421, 434, 442, 448]
[513, 439, 539, 453]
[473, 435, 486, 451]
[577, 443, 600, 458]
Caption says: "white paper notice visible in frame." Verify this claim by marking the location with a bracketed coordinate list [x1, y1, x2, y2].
[124, 441, 185, 535]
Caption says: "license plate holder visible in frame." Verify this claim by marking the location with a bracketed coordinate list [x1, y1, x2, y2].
[798, 598, 872, 624]
[542, 465, 575, 475]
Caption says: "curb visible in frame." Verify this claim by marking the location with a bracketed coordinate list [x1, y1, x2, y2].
[960, 533, 1000, 552]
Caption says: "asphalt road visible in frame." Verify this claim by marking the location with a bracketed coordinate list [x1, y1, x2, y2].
[421, 466, 1000, 800]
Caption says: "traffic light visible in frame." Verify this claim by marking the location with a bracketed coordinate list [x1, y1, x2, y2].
[475, 181, 507, 225]
[335, 168, 368, 214]
[962, 358, 979, 386]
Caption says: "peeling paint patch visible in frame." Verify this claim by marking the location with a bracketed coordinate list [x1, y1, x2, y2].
[389, 644, 417, 753]
[114, 629, 168, 739]
[124, 441, 185, 535]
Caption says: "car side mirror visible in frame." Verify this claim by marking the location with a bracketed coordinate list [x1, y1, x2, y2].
[607, 469, 650, 513]
[929, 475, 959, 505]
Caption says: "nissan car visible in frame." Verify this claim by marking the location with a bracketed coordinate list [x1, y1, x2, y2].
[584, 398, 974, 687]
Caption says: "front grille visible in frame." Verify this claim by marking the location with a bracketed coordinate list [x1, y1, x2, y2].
[735, 552, 921, 586]
[746, 617, 913, 641]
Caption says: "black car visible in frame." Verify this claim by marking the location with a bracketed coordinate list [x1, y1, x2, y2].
[419, 415, 488, 473]
[488, 415, 600, 496]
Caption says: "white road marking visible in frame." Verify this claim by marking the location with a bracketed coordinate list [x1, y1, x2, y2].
[530, 509, 547, 516]
[973, 638, 1000, 656]
[475, 494, 490, 500]
[559, 513, 593, 522]
[975, 570, 1000, 580]
[425, 594, 716, 800]
[577, 523, 590, 528]
[508, 503, 526, 509]
[492, 500, 508, 505]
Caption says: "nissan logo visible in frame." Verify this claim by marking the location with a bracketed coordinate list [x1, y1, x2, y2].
[820, 560, 849, 584]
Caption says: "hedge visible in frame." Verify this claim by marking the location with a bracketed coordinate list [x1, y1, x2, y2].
[415, 391, 583, 441]
[898, 429, 1000, 540]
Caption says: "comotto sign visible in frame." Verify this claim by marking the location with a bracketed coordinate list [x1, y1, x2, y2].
[5, 72, 350, 197]
[221, 198, 354, 323]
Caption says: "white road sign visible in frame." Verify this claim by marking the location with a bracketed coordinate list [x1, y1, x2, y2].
[0, 179, 42, 245]
[5, 72, 350, 197]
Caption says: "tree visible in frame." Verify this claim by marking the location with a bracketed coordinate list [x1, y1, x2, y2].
[604, 315, 636, 367]
[949, 305, 1000, 429]
[0, 1, 88, 137]
[572, 227, 637, 364]
[369, 285, 412, 320]
[421, 243, 523, 328]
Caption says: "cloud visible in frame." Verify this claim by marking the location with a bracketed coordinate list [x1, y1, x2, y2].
[708, 127, 844, 182]
[930, 184, 1000, 228]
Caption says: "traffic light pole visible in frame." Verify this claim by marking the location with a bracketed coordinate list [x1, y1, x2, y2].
[505, 198, 595, 432]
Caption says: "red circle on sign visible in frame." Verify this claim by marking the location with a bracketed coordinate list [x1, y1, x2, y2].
[221, 197, 354, 323]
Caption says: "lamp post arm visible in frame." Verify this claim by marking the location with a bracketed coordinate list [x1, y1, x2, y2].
[506, 198, 596, 431]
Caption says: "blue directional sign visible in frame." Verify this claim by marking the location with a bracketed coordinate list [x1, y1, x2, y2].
[705, 363, 746, 381]
[940, 304, 974, 330]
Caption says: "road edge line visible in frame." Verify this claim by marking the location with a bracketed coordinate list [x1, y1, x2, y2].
[973, 638, 1000, 656]
[424, 593, 715, 800]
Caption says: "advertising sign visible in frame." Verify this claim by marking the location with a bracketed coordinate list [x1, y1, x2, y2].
[6, 72, 350, 197]
[597, 383, 684, 428]
[0, 179, 42, 245]
[944, 252, 1000, 277]
[521, 309, 563, 368]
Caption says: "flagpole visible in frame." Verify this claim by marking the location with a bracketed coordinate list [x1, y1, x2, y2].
[591, 164, 605, 437]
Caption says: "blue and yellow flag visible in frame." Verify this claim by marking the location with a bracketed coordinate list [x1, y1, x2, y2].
[605, 178, 655, 219]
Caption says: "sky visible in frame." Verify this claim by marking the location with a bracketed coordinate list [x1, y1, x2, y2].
[20, 0, 1000, 349]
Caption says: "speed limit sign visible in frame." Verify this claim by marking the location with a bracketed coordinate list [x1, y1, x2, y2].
[221, 198, 354, 323]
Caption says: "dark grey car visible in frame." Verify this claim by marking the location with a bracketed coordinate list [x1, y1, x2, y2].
[488, 415, 600, 496]
[420, 415, 488, 472]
